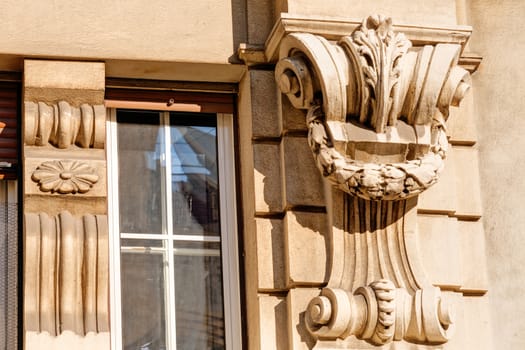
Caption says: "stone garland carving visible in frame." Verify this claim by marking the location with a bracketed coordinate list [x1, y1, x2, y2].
[25, 101, 106, 149]
[31, 160, 99, 194]
[275, 15, 470, 346]
[306, 105, 448, 200]
[24, 211, 109, 335]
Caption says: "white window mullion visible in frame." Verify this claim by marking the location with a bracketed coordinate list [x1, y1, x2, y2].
[217, 113, 242, 350]
[162, 111, 178, 349]
[107, 109, 123, 350]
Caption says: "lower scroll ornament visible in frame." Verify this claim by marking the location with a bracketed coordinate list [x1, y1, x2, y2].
[304, 196, 455, 346]
[274, 14, 470, 347]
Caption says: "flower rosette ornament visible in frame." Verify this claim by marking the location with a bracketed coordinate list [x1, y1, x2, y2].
[32, 160, 99, 194]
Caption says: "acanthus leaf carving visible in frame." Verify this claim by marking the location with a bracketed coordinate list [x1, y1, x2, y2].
[343, 14, 412, 133]
[31, 160, 99, 194]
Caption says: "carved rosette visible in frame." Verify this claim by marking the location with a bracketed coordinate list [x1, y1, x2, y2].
[275, 15, 470, 346]
[32, 160, 99, 194]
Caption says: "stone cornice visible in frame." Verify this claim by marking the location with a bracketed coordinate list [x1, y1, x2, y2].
[238, 13, 481, 72]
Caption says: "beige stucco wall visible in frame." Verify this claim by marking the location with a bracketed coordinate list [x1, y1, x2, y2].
[284, 0, 459, 26]
[467, 1, 525, 349]
[0, 0, 237, 64]
[0, 0, 247, 82]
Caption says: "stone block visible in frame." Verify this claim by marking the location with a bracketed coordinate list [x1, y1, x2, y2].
[286, 288, 320, 350]
[452, 145, 483, 219]
[458, 220, 489, 294]
[281, 93, 307, 132]
[462, 295, 492, 349]
[25, 331, 109, 350]
[418, 145, 457, 215]
[237, 73, 256, 215]
[24, 60, 105, 105]
[253, 143, 284, 213]
[285, 211, 328, 286]
[247, 0, 275, 44]
[258, 294, 289, 350]
[283, 136, 325, 207]
[417, 214, 462, 289]
[256, 218, 286, 291]
[250, 70, 282, 138]
[447, 91, 478, 145]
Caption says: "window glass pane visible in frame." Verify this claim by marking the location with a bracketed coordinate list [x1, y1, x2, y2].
[116, 111, 229, 350]
[174, 241, 224, 349]
[121, 245, 167, 349]
[117, 110, 163, 234]
[170, 114, 220, 236]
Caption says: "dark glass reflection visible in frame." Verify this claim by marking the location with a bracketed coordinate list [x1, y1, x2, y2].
[117, 111, 163, 234]
[118, 111, 225, 350]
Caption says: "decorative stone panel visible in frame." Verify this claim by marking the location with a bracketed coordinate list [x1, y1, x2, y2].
[24, 101, 105, 149]
[24, 211, 109, 335]
[22, 59, 108, 346]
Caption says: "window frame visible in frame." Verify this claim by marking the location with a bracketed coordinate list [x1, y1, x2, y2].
[106, 107, 241, 350]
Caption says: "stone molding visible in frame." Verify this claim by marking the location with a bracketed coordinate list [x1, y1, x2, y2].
[24, 101, 106, 149]
[239, 13, 481, 72]
[273, 15, 472, 346]
[24, 211, 109, 336]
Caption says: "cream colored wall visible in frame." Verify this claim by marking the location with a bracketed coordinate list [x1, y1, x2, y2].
[0, 0, 237, 64]
[0, 0, 247, 83]
[467, 1, 525, 349]
[284, 0, 458, 26]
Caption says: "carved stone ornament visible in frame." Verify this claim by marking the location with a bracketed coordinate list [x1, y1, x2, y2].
[24, 211, 109, 335]
[32, 160, 99, 194]
[24, 101, 106, 149]
[276, 14, 470, 201]
[275, 15, 471, 346]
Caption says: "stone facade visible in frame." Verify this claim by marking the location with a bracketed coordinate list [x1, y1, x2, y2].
[0, 1, 523, 349]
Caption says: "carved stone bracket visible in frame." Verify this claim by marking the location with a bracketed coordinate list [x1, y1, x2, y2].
[275, 14, 470, 201]
[25, 101, 106, 149]
[274, 15, 471, 346]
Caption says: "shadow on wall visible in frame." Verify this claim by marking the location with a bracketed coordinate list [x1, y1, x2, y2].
[229, 0, 277, 63]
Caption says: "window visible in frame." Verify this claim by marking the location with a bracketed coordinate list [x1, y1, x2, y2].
[0, 82, 19, 349]
[107, 108, 241, 350]
[0, 180, 18, 350]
